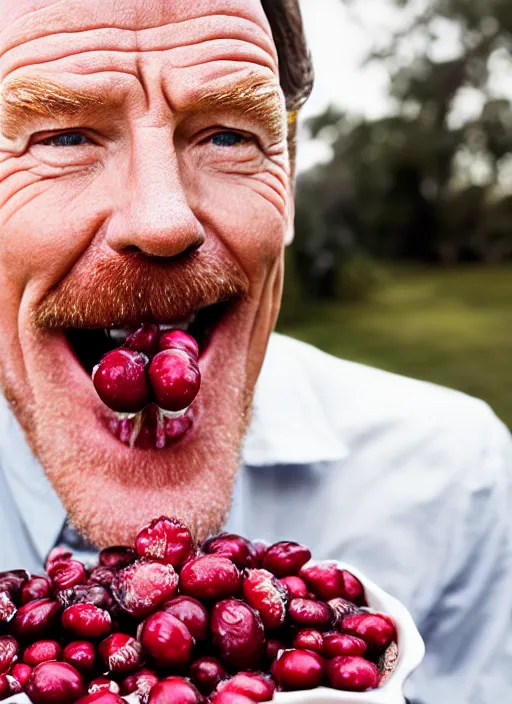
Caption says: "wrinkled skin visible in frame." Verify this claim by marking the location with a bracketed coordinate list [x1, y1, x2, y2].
[0, 0, 292, 547]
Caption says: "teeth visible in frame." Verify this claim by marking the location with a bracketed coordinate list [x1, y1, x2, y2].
[104, 318, 196, 343]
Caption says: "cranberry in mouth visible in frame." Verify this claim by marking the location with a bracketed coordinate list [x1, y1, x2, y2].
[64, 301, 232, 450]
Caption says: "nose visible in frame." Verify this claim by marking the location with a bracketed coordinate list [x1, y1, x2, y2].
[106, 129, 205, 258]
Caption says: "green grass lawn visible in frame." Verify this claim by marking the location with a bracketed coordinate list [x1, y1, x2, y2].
[277, 264, 512, 428]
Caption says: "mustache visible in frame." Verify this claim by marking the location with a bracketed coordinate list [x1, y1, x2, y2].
[34, 250, 250, 330]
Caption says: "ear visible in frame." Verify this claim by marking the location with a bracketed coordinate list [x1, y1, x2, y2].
[284, 193, 295, 246]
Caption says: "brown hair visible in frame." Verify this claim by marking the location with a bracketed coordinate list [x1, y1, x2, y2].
[261, 0, 314, 167]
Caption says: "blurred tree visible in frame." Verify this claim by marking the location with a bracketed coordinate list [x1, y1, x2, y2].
[292, 0, 512, 299]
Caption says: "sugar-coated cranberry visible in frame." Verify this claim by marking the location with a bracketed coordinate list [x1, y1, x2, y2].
[125, 324, 160, 356]
[98, 547, 137, 570]
[299, 563, 345, 601]
[136, 517, 193, 568]
[63, 641, 96, 673]
[158, 330, 199, 359]
[201, 533, 254, 568]
[288, 598, 334, 630]
[112, 561, 178, 618]
[21, 577, 52, 605]
[328, 597, 361, 621]
[179, 556, 241, 601]
[62, 603, 112, 639]
[292, 629, 324, 654]
[0, 636, 18, 674]
[88, 678, 120, 694]
[163, 595, 209, 641]
[139, 611, 193, 669]
[99, 633, 141, 673]
[0, 591, 16, 623]
[148, 349, 201, 412]
[75, 691, 124, 703]
[148, 677, 202, 704]
[341, 570, 366, 605]
[262, 542, 311, 577]
[23, 640, 62, 666]
[210, 599, 265, 671]
[326, 655, 379, 692]
[323, 632, 367, 658]
[188, 657, 227, 695]
[92, 348, 149, 413]
[242, 569, 288, 630]
[11, 663, 32, 687]
[217, 672, 275, 702]
[279, 576, 309, 599]
[271, 649, 324, 691]
[11, 599, 60, 642]
[120, 669, 159, 698]
[25, 661, 84, 704]
[342, 613, 396, 650]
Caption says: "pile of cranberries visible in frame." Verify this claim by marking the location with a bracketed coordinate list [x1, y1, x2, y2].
[0, 517, 399, 704]
[93, 326, 201, 417]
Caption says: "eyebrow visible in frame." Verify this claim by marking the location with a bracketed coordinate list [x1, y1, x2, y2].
[0, 74, 286, 144]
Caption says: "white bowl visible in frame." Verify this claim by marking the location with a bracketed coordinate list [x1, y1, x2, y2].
[4, 562, 424, 704]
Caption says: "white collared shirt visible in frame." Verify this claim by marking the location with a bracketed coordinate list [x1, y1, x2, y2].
[1, 333, 511, 704]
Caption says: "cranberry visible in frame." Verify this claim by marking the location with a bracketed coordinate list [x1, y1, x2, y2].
[0, 636, 18, 674]
[45, 549, 72, 573]
[288, 598, 334, 630]
[264, 639, 285, 666]
[148, 677, 202, 704]
[0, 570, 29, 597]
[299, 562, 345, 601]
[163, 596, 208, 641]
[62, 603, 112, 639]
[11, 663, 32, 687]
[21, 577, 52, 604]
[180, 556, 241, 602]
[120, 669, 159, 698]
[211, 692, 255, 704]
[328, 597, 361, 621]
[342, 613, 396, 650]
[136, 517, 193, 568]
[0, 674, 9, 699]
[23, 640, 62, 666]
[341, 570, 366, 605]
[76, 691, 124, 704]
[99, 633, 141, 673]
[292, 629, 324, 655]
[11, 599, 60, 642]
[49, 560, 88, 591]
[112, 561, 178, 618]
[88, 567, 115, 589]
[323, 632, 367, 658]
[326, 655, 379, 692]
[126, 324, 160, 356]
[271, 649, 324, 690]
[279, 576, 308, 599]
[63, 642, 96, 673]
[210, 599, 265, 671]
[25, 661, 84, 704]
[158, 330, 199, 359]
[262, 542, 311, 577]
[201, 533, 254, 568]
[57, 584, 114, 612]
[249, 542, 267, 568]
[242, 569, 288, 630]
[139, 611, 193, 669]
[148, 349, 200, 412]
[99, 547, 137, 570]
[217, 672, 275, 702]
[188, 657, 226, 695]
[92, 348, 149, 413]
[0, 591, 16, 624]
[88, 678, 120, 695]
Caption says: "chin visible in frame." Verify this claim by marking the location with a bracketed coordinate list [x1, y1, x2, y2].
[6, 296, 259, 549]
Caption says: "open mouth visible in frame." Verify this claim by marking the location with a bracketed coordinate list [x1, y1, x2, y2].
[66, 300, 232, 376]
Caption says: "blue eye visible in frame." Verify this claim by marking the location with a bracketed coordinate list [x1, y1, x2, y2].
[42, 133, 88, 147]
[210, 131, 246, 147]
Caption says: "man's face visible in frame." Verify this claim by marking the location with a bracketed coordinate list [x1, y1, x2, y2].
[0, 0, 291, 546]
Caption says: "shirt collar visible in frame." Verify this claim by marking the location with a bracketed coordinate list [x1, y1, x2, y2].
[0, 334, 348, 563]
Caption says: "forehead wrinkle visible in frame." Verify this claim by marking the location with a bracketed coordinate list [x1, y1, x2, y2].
[0, 75, 116, 141]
